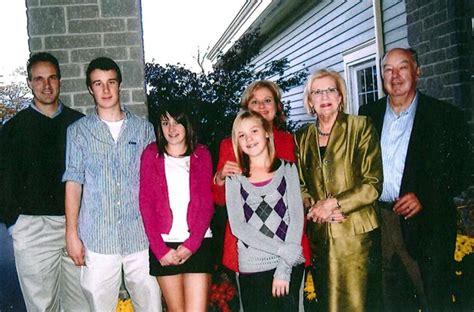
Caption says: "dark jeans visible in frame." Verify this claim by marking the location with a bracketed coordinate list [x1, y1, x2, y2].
[239, 263, 304, 312]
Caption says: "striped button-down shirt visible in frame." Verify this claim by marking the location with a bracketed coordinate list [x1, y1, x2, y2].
[379, 93, 418, 202]
[63, 109, 155, 255]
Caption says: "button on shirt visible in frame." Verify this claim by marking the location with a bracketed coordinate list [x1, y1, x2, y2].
[379, 93, 418, 202]
[63, 109, 155, 255]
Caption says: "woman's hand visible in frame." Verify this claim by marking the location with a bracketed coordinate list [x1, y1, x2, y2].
[326, 210, 346, 223]
[272, 279, 290, 297]
[176, 245, 192, 264]
[159, 249, 180, 266]
[307, 198, 339, 223]
[215, 161, 241, 186]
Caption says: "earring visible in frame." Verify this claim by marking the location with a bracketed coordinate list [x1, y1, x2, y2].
[309, 106, 316, 115]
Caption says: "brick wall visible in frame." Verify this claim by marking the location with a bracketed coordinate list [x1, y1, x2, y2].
[405, 0, 473, 132]
[26, 0, 148, 117]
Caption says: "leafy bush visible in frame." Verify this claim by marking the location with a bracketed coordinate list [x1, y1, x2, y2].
[145, 29, 307, 162]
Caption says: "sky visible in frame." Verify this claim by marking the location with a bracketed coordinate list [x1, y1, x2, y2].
[0, 0, 244, 79]
[0, 1, 29, 80]
[141, 0, 244, 72]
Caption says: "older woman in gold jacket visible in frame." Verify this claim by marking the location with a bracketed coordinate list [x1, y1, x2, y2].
[295, 69, 383, 311]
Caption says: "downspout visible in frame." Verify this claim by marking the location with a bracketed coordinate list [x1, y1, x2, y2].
[372, 0, 385, 98]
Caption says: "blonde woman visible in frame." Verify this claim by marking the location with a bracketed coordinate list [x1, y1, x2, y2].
[295, 69, 383, 311]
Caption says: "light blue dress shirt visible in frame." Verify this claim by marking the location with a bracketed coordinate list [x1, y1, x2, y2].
[379, 93, 418, 202]
[63, 109, 155, 255]
[30, 100, 63, 118]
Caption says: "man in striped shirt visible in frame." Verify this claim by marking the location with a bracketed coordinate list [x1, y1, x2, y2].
[63, 57, 161, 311]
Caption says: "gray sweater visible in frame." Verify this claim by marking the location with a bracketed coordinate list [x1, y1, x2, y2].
[225, 161, 305, 281]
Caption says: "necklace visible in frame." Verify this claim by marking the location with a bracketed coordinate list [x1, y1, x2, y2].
[316, 120, 331, 136]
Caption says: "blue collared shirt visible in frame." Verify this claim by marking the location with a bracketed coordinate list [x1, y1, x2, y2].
[63, 109, 155, 255]
[379, 93, 418, 202]
[30, 100, 63, 118]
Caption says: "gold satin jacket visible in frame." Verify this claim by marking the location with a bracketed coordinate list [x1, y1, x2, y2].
[294, 113, 383, 241]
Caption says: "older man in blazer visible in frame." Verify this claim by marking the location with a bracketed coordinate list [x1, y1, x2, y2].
[359, 47, 471, 311]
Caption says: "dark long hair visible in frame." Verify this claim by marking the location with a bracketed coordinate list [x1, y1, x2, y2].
[154, 99, 197, 156]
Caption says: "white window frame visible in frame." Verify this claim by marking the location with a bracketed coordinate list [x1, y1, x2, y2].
[343, 41, 382, 114]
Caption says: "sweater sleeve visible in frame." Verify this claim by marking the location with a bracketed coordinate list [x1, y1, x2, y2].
[274, 163, 305, 280]
[282, 163, 304, 245]
[225, 175, 303, 267]
[182, 146, 215, 253]
[212, 138, 235, 206]
[139, 145, 170, 260]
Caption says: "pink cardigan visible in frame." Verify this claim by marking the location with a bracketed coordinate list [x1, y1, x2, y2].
[139, 143, 214, 260]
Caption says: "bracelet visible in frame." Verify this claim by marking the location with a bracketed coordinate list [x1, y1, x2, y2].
[336, 200, 341, 209]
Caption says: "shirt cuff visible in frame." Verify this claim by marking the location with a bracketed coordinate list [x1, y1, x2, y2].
[62, 171, 84, 184]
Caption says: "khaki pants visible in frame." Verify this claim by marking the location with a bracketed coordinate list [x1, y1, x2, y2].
[379, 205, 428, 311]
[12, 215, 90, 312]
[81, 248, 162, 312]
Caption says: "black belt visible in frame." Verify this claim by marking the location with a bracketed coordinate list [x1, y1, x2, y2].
[378, 201, 395, 210]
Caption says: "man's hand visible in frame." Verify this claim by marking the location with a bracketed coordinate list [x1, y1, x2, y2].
[272, 278, 289, 297]
[66, 233, 85, 266]
[394, 192, 422, 219]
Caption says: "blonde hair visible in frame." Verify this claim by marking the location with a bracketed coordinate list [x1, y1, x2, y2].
[302, 69, 347, 115]
[231, 110, 277, 177]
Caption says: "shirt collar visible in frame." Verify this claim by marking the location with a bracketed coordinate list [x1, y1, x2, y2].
[92, 105, 129, 121]
[30, 100, 63, 118]
[386, 91, 418, 118]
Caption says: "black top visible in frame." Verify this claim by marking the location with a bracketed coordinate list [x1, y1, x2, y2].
[0, 105, 84, 226]
[319, 146, 326, 158]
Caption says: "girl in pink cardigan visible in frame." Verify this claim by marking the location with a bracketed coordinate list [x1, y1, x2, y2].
[139, 100, 215, 311]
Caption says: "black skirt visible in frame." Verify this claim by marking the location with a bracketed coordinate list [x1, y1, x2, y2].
[149, 238, 215, 276]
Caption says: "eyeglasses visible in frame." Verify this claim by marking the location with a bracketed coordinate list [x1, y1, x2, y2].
[310, 87, 338, 97]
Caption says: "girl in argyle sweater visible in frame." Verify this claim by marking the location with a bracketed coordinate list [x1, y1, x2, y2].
[225, 110, 305, 312]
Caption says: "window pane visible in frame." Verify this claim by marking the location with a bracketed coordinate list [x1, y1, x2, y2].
[356, 65, 378, 106]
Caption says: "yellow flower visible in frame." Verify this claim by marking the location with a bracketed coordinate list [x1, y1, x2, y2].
[304, 270, 317, 301]
[454, 234, 474, 263]
[116, 299, 134, 312]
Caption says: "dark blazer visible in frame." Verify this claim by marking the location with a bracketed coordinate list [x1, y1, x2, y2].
[359, 92, 471, 259]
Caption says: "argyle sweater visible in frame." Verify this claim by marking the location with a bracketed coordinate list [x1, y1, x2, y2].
[225, 161, 305, 281]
